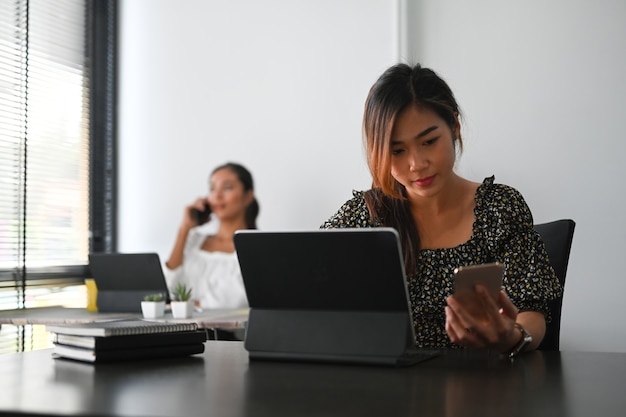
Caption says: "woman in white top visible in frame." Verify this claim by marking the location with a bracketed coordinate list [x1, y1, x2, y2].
[164, 162, 259, 310]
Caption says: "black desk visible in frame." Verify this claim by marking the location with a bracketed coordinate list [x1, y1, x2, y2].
[1, 342, 625, 417]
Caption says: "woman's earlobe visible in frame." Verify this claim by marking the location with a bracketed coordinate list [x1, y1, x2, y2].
[245, 191, 255, 206]
[454, 113, 461, 135]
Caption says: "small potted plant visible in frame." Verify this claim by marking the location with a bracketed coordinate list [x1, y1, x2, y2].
[141, 293, 165, 319]
[170, 283, 193, 319]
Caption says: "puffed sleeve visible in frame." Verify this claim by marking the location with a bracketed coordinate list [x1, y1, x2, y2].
[161, 227, 206, 291]
[479, 181, 563, 320]
[320, 190, 374, 229]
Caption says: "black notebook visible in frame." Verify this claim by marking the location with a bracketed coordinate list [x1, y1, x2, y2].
[46, 319, 198, 337]
[53, 330, 208, 350]
[53, 343, 205, 363]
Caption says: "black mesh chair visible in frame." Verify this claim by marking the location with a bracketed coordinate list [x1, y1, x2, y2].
[534, 219, 576, 351]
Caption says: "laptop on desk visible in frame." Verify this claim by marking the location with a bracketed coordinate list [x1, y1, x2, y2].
[233, 228, 440, 367]
[89, 253, 170, 313]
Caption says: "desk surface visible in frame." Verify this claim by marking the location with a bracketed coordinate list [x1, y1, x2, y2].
[1, 342, 625, 417]
[0, 306, 248, 329]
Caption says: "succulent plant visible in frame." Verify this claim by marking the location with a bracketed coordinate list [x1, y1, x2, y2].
[171, 283, 192, 302]
[143, 293, 165, 302]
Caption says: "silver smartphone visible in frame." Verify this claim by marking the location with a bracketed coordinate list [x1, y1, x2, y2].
[453, 262, 504, 318]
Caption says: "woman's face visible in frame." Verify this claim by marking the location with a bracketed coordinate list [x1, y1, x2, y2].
[389, 105, 459, 201]
[207, 168, 252, 221]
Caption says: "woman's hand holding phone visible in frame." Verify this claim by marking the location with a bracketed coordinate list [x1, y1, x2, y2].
[186, 198, 211, 227]
[445, 263, 520, 351]
[452, 263, 503, 320]
[190, 203, 211, 225]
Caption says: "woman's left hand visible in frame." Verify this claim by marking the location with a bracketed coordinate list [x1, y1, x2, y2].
[445, 285, 521, 352]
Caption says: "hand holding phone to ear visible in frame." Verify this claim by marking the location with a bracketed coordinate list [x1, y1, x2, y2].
[168, 198, 212, 270]
[190, 201, 211, 225]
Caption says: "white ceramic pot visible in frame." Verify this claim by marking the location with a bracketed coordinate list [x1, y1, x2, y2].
[141, 301, 165, 319]
[171, 300, 193, 319]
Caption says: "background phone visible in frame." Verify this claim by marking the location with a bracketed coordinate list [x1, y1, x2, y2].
[453, 262, 503, 318]
[190, 203, 211, 225]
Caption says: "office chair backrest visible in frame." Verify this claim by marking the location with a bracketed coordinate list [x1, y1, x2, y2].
[533, 219, 576, 351]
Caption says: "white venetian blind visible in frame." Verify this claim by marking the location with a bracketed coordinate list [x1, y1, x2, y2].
[0, 0, 90, 281]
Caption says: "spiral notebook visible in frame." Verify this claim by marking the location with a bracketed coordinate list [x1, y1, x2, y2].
[53, 329, 208, 350]
[46, 319, 198, 337]
[52, 342, 205, 363]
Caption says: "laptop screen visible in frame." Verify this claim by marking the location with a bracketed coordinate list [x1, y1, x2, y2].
[234, 228, 410, 312]
[88, 252, 170, 311]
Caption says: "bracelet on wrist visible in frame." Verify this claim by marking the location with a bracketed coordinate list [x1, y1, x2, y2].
[507, 323, 532, 360]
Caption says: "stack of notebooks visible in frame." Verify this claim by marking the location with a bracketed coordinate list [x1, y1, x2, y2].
[46, 319, 207, 363]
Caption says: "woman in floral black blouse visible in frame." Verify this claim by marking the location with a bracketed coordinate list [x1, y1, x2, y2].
[321, 63, 562, 355]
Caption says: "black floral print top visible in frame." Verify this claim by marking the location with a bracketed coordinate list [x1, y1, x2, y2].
[320, 176, 563, 349]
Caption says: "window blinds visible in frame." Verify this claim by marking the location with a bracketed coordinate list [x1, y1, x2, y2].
[0, 0, 91, 304]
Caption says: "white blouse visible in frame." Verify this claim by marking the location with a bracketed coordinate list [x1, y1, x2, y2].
[162, 227, 248, 309]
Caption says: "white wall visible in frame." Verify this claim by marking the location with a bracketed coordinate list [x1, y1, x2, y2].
[118, 0, 395, 249]
[119, 0, 626, 352]
[404, 0, 626, 353]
